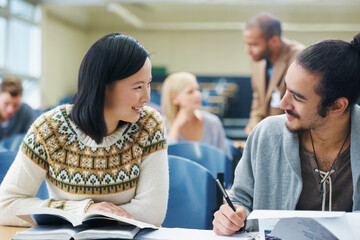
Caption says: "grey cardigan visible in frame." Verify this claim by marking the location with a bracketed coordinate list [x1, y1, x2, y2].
[230, 105, 360, 229]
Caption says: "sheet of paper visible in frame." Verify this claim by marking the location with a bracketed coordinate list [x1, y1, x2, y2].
[269, 218, 338, 240]
[254, 211, 357, 240]
[315, 214, 356, 239]
[135, 227, 260, 240]
[344, 212, 360, 237]
[258, 219, 279, 240]
[248, 210, 344, 220]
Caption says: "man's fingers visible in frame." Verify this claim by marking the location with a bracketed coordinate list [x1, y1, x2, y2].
[213, 205, 245, 236]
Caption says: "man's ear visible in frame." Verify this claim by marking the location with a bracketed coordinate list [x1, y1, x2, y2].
[268, 35, 281, 47]
[330, 97, 349, 116]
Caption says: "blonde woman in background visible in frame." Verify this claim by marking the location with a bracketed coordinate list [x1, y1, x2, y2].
[161, 72, 231, 158]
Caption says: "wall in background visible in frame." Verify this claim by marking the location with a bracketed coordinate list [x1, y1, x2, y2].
[40, 4, 359, 108]
[41, 7, 89, 107]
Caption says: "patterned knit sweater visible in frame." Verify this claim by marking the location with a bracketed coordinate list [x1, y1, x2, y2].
[0, 105, 169, 227]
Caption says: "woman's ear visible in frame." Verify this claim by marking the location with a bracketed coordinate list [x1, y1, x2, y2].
[330, 97, 349, 116]
[171, 94, 179, 105]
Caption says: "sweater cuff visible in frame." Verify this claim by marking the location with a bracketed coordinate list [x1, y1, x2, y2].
[63, 199, 94, 215]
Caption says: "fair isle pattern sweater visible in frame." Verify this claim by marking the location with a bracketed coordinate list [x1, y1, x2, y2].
[22, 105, 166, 196]
[0, 105, 169, 227]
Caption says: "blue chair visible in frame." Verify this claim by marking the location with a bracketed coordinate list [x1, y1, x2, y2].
[226, 138, 237, 159]
[0, 133, 26, 152]
[0, 151, 49, 199]
[168, 142, 233, 188]
[59, 94, 74, 105]
[226, 138, 243, 178]
[162, 155, 219, 230]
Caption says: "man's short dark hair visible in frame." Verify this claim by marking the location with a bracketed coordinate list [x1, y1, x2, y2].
[245, 12, 282, 39]
[70, 33, 149, 144]
[0, 77, 23, 97]
[296, 33, 360, 117]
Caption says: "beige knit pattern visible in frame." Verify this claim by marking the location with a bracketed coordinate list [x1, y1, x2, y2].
[21, 106, 166, 196]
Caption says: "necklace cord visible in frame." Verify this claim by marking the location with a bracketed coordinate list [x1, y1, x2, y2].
[309, 129, 350, 211]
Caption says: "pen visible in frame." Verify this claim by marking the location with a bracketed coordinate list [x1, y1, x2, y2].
[216, 179, 236, 212]
[216, 179, 247, 232]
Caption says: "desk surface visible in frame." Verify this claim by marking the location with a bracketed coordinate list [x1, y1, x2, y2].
[1, 225, 259, 240]
[0, 226, 27, 240]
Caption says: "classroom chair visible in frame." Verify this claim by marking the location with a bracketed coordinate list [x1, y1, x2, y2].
[226, 138, 243, 179]
[0, 133, 26, 152]
[168, 141, 233, 188]
[0, 151, 49, 199]
[162, 155, 219, 230]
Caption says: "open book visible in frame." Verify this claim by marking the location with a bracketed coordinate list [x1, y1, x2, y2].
[14, 207, 158, 240]
[13, 224, 141, 240]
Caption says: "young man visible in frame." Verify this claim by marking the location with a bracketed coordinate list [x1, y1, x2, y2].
[244, 12, 305, 136]
[213, 33, 360, 235]
[0, 77, 37, 140]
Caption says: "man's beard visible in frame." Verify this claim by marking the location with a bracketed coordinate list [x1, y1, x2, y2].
[284, 109, 305, 133]
[285, 122, 307, 134]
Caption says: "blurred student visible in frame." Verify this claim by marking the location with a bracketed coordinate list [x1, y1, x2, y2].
[0, 33, 168, 227]
[244, 12, 305, 136]
[161, 72, 231, 158]
[213, 33, 360, 235]
[0, 77, 37, 140]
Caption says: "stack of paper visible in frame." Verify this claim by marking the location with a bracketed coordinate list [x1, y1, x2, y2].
[248, 210, 360, 240]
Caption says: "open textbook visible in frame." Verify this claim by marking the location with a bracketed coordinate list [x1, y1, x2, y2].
[248, 210, 360, 240]
[13, 207, 158, 240]
[13, 224, 141, 240]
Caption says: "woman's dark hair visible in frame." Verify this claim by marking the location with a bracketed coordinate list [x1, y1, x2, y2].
[296, 33, 360, 117]
[70, 33, 149, 144]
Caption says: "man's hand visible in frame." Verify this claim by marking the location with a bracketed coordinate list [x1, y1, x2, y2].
[86, 201, 134, 219]
[213, 205, 246, 236]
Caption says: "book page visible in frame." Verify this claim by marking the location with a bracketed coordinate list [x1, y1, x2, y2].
[82, 211, 158, 229]
[75, 225, 140, 240]
[13, 224, 84, 240]
[17, 208, 82, 227]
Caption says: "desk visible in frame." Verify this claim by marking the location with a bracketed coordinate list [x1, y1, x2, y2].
[0, 226, 27, 240]
[1, 225, 259, 240]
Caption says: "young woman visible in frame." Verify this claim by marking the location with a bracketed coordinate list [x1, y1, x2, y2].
[0, 33, 169, 227]
[161, 72, 231, 158]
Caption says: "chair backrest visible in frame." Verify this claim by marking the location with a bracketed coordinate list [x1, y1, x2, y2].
[0, 151, 17, 183]
[0, 133, 26, 152]
[168, 142, 233, 188]
[0, 151, 49, 199]
[162, 155, 218, 230]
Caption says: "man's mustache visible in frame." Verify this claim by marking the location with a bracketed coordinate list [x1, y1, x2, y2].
[286, 110, 300, 119]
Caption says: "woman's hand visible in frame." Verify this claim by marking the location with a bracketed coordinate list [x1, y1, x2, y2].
[173, 107, 193, 128]
[86, 201, 134, 219]
[168, 107, 193, 141]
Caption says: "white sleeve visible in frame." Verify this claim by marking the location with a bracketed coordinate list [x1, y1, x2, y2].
[120, 149, 169, 227]
[0, 151, 50, 226]
[0, 151, 93, 226]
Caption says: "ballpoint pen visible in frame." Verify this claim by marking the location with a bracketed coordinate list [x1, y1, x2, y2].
[216, 179, 236, 211]
[216, 179, 246, 232]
